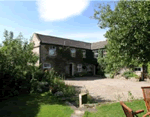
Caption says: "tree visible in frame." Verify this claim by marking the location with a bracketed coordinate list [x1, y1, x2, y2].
[0, 30, 39, 98]
[93, 0, 150, 80]
[97, 49, 106, 76]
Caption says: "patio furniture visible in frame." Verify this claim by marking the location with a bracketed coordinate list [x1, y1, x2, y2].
[141, 86, 150, 117]
[120, 101, 144, 117]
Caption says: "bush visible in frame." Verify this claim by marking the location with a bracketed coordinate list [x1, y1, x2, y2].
[86, 71, 93, 76]
[74, 71, 93, 77]
[97, 70, 105, 76]
[74, 73, 80, 77]
[0, 30, 78, 99]
[122, 70, 138, 79]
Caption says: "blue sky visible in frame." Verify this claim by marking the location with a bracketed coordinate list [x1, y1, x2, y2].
[0, 0, 117, 44]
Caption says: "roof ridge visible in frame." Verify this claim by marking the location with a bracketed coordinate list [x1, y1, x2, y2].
[35, 33, 91, 44]
[92, 40, 107, 44]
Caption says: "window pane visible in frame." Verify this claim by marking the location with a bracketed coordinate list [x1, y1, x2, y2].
[49, 49, 55, 56]
[43, 63, 51, 68]
[83, 52, 86, 58]
[77, 64, 82, 68]
[78, 68, 82, 72]
[71, 49, 75, 53]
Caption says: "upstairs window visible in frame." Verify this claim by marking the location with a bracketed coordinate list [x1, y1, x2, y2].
[77, 64, 82, 72]
[70, 48, 76, 57]
[103, 49, 107, 57]
[43, 63, 51, 69]
[94, 50, 98, 58]
[82, 50, 86, 58]
[49, 46, 56, 56]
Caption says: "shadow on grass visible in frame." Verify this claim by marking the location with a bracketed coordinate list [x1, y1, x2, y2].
[92, 95, 115, 104]
[65, 76, 107, 81]
[0, 93, 70, 117]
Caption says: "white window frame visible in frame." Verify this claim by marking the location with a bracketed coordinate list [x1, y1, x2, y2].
[70, 48, 76, 57]
[95, 50, 98, 58]
[134, 67, 142, 72]
[93, 50, 98, 58]
[82, 50, 86, 58]
[43, 63, 51, 69]
[77, 64, 82, 72]
[49, 45, 56, 56]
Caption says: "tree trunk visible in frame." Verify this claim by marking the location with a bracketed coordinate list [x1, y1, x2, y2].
[141, 64, 147, 81]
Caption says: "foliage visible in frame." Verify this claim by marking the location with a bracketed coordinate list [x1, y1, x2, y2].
[122, 70, 138, 79]
[45, 46, 84, 77]
[44, 45, 97, 76]
[97, 49, 107, 75]
[92, 0, 150, 77]
[74, 72, 85, 77]
[36, 68, 77, 97]
[127, 91, 135, 101]
[0, 30, 39, 98]
[51, 46, 71, 77]
[0, 30, 77, 99]
[147, 62, 150, 76]
[74, 71, 93, 77]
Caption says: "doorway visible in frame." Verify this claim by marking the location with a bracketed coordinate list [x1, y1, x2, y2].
[69, 64, 72, 76]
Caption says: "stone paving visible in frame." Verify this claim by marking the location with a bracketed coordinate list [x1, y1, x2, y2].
[65, 77, 150, 117]
[65, 77, 150, 103]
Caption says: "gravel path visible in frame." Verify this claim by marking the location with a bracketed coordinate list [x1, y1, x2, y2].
[64, 77, 150, 103]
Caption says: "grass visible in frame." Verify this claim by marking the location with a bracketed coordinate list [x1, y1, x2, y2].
[0, 92, 73, 117]
[83, 99, 147, 117]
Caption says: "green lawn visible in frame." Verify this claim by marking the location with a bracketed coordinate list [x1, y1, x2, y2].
[0, 92, 73, 117]
[83, 100, 147, 117]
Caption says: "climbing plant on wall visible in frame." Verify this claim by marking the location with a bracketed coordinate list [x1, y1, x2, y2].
[44, 44, 98, 76]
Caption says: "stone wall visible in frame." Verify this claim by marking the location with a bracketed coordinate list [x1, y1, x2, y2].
[31, 33, 40, 66]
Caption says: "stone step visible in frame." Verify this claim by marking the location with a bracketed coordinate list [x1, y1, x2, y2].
[74, 110, 85, 115]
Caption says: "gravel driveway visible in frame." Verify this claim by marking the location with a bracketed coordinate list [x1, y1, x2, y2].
[64, 77, 150, 103]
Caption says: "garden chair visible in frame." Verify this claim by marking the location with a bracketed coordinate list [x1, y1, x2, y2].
[120, 101, 144, 117]
[141, 86, 150, 117]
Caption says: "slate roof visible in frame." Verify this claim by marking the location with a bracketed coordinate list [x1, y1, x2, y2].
[35, 33, 107, 50]
[91, 41, 107, 50]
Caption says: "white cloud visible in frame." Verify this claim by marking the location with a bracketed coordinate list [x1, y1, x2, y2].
[36, 0, 90, 22]
[61, 31, 107, 43]
[35, 30, 53, 35]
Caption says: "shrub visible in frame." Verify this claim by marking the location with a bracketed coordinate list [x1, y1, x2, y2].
[62, 85, 76, 97]
[122, 70, 138, 79]
[97, 70, 105, 76]
[74, 72, 91, 77]
[86, 71, 93, 76]
[0, 30, 78, 99]
[74, 73, 80, 77]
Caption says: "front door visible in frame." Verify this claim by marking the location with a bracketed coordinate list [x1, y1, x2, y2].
[69, 64, 72, 76]
[96, 64, 99, 75]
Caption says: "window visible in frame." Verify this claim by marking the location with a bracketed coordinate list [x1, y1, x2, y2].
[43, 63, 51, 69]
[49, 46, 56, 56]
[93, 50, 98, 58]
[135, 67, 142, 71]
[70, 48, 76, 57]
[103, 49, 107, 57]
[77, 64, 82, 72]
[87, 65, 92, 71]
[82, 50, 86, 58]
